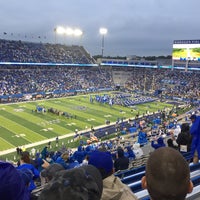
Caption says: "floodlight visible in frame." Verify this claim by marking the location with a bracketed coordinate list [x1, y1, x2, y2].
[99, 28, 108, 35]
[74, 29, 83, 36]
[65, 27, 74, 36]
[56, 26, 65, 34]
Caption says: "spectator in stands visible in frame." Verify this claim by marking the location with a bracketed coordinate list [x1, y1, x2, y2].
[141, 147, 193, 200]
[81, 154, 89, 166]
[41, 146, 48, 160]
[17, 151, 40, 192]
[38, 165, 103, 200]
[55, 151, 80, 169]
[190, 114, 200, 163]
[114, 147, 129, 172]
[0, 161, 29, 200]
[167, 138, 178, 150]
[40, 162, 64, 184]
[55, 151, 70, 169]
[137, 129, 148, 145]
[88, 150, 138, 200]
[126, 146, 136, 161]
[132, 143, 144, 159]
[72, 145, 86, 164]
[151, 136, 166, 150]
[167, 129, 178, 150]
[176, 123, 192, 153]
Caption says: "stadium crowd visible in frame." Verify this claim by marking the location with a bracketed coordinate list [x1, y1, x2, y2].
[0, 39, 199, 106]
[1, 110, 200, 200]
[124, 67, 200, 104]
[0, 66, 113, 98]
[0, 39, 94, 64]
[0, 66, 200, 105]
[0, 39, 200, 199]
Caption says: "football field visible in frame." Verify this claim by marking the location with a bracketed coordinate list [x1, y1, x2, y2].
[0, 93, 173, 152]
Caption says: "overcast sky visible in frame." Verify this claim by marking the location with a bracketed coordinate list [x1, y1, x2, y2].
[0, 0, 200, 56]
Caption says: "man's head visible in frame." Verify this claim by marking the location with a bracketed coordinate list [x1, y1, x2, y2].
[39, 165, 103, 200]
[41, 163, 64, 182]
[117, 147, 124, 158]
[142, 147, 193, 200]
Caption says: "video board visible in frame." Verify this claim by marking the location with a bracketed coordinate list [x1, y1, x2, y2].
[172, 40, 200, 61]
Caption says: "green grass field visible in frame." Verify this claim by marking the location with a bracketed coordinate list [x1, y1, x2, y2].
[0, 93, 173, 153]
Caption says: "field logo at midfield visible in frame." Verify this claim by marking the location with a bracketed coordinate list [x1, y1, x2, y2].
[37, 119, 60, 126]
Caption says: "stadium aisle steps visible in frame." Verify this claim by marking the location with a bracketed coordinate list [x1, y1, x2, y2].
[137, 185, 200, 200]
[114, 165, 145, 179]
[128, 167, 200, 193]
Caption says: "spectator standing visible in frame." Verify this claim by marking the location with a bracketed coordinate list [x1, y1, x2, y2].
[176, 123, 192, 153]
[190, 114, 200, 163]
[41, 146, 48, 160]
[114, 147, 129, 172]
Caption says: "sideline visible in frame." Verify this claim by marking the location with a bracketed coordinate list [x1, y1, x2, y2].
[0, 121, 118, 156]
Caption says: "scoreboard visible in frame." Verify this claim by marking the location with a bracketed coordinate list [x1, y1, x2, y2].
[172, 40, 200, 61]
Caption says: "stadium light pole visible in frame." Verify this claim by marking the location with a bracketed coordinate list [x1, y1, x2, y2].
[99, 28, 107, 58]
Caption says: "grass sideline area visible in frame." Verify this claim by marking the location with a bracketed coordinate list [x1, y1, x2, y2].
[0, 92, 173, 158]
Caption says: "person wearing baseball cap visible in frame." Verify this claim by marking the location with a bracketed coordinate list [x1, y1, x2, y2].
[88, 150, 138, 200]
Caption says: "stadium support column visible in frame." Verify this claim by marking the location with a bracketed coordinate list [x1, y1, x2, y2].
[101, 34, 105, 57]
[171, 59, 174, 71]
[99, 28, 108, 58]
[143, 73, 146, 93]
[151, 75, 155, 91]
[185, 60, 188, 72]
[54, 28, 57, 44]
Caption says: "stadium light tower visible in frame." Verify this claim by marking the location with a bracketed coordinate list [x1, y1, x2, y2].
[99, 28, 108, 58]
[54, 26, 83, 45]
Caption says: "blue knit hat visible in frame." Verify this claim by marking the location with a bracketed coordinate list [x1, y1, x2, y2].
[88, 150, 113, 175]
[0, 161, 27, 200]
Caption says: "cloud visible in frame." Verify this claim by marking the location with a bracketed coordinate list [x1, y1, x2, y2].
[0, 0, 200, 56]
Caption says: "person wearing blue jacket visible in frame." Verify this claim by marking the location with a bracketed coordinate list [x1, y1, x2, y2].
[151, 137, 166, 150]
[17, 152, 40, 192]
[137, 129, 148, 145]
[72, 145, 86, 164]
[190, 114, 200, 163]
